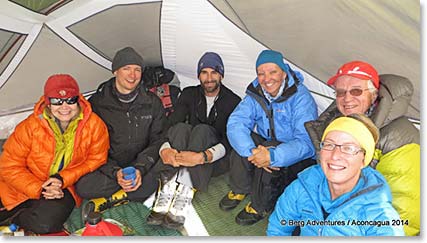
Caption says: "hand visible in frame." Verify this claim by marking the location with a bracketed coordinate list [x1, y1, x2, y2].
[160, 148, 180, 167]
[263, 166, 280, 173]
[248, 145, 271, 168]
[117, 169, 142, 192]
[41, 178, 64, 200]
[175, 151, 204, 167]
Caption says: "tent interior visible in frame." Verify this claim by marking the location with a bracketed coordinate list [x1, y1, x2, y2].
[0, 0, 421, 236]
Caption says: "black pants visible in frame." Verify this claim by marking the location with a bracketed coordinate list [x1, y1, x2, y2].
[0, 189, 75, 234]
[228, 133, 316, 213]
[75, 160, 159, 202]
[153, 123, 229, 191]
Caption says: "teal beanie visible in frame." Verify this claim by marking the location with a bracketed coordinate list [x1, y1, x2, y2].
[256, 50, 289, 72]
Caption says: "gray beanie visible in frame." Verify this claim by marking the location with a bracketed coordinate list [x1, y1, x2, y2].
[111, 47, 144, 73]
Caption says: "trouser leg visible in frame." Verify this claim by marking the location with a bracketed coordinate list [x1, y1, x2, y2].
[228, 132, 267, 194]
[250, 166, 283, 212]
[13, 189, 75, 234]
[251, 158, 316, 213]
[186, 124, 220, 191]
[75, 162, 121, 199]
[76, 160, 159, 202]
[0, 200, 31, 225]
[228, 149, 253, 194]
[127, 171, 159, 202]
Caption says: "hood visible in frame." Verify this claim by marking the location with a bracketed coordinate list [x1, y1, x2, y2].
[370, 74, 414, 128]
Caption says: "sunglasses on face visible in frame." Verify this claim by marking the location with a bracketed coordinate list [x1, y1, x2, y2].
[49, 96, 79, 106]
[334, 88, 370, 97]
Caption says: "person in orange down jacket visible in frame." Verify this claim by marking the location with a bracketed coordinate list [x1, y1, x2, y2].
[0, 74, 109, 234]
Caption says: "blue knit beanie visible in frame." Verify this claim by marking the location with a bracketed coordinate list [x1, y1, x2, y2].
[197, 52, 224, 77]
[256, 50, 289, 72]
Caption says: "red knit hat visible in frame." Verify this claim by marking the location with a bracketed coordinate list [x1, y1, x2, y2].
[327, 61, 379, 89]
[44, 74, 80, 104]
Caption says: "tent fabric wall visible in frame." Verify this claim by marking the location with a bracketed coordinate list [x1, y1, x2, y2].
[161, 0, 335, 115]
[209, 0, 420, 119]
[0, 0, 422, 236]
[0, 26, 112, 111]
[0, 0, 420, 134]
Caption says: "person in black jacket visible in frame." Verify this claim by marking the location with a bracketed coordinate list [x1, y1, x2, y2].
[75, 47, 167, 219]
[146, 52, 241, 230]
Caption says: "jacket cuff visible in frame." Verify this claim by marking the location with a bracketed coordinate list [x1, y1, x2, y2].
[50, 173, 64, 186]
[269, 147, 275, 165]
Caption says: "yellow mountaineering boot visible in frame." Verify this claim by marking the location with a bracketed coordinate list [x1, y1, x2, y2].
[82, 190, 128, 221]
[219, 191, 246, 211]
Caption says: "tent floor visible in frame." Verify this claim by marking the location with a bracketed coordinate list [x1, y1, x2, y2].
[64, 174, 269, 236]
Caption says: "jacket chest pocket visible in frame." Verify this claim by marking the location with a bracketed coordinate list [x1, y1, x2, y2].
[128, 112, 153, 144]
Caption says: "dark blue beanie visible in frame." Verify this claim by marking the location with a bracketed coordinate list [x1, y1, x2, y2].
[256, 50, 289, 73]
[197, 52, 224, 77]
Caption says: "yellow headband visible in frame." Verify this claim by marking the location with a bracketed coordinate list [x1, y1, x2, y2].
[321, 117, 375, 167]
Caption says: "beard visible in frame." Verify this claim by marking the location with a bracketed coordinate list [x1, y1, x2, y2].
[202, 80, 221, 94]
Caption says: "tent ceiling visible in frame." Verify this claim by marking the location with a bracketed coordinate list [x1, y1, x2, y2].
[210, 0, 420, 119]
[0, 26, 111, 111]
[69, 2, 162, 66]
[9, 0, 72, 15]
[0, 30, 25, 75]
[0, 0, 421, 122]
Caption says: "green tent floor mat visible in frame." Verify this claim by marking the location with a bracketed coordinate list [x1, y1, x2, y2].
[64, 201, 181, 236]
[192, 174, 268, 236]
[64, 173, 268, 236]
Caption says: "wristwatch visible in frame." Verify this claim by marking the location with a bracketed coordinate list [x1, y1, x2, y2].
[202, 150, 209, 164]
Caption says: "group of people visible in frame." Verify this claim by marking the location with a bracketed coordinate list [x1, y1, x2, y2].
[0, 46, 419, 236]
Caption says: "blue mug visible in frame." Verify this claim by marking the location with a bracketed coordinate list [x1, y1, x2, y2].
[122, 166, 136, 187]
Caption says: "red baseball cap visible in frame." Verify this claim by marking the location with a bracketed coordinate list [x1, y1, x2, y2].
[44, 74, 80, 104]
[327, 61, 379, 89]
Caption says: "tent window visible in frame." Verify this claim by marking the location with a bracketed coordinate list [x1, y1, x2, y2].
[9, 0, 72, 15]
[0, 30, 26, 77]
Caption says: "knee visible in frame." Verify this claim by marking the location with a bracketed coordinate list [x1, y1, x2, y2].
[75, 175, 93, 198]
[169, 122, 192, 133]
[230, 149, 243, 161]
[192, 124, 216, 137]
[18, 210, 68, 234]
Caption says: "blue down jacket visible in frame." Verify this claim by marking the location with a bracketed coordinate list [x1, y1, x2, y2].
[267, 165, 404, 236]
[227, 67, 317, 167]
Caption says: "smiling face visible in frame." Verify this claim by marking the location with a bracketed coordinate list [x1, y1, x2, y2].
[334, 76, 375, 116]
[319, 130, 365, 198]
[199, 67, 222, 97]
[256, 63, 286, 97]
[114, 64, 142, 94]
[49, 101, 80, 125]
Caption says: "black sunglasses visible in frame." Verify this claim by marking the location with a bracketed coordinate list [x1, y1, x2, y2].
[49, 96, 79, 106]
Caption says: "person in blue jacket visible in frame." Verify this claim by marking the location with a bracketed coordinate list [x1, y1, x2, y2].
[267, 114, 404, 236]
[219, 50, 318, 225]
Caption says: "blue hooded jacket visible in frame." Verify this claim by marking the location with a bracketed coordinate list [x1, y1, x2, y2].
[267, 164, 405, 236]
[226, 65, 317, 167]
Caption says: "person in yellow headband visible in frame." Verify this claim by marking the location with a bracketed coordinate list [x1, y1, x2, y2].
[267, 114, 404, 236]
[321, 114, 379, 167]
[319, 114, 378, 200]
